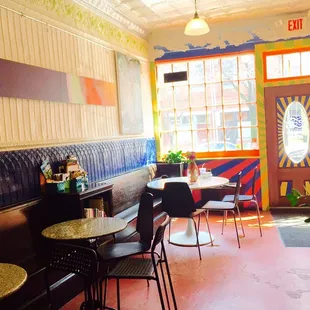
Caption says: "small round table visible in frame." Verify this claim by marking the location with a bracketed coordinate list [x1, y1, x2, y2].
[147, 176, 229, 247]
[42, 217, 127, 241]
[0, 263, 27, 299]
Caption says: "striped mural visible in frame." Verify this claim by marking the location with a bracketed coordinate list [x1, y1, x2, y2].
[255, 37, 310, 210]
[277, 95, 310, 168]
[195, 158, 261, 207]
[279, 181, 293, 197]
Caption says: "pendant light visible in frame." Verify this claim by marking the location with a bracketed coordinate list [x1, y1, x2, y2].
[184, 0, 210, 36]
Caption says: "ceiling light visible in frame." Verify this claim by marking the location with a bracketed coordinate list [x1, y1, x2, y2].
[184, 0, 210, 36]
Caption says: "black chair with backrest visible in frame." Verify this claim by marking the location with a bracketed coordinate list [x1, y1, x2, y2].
[222, 167, 262, 237]
[45, 243, 98, 310]
[204, 172, 242, 248]
[162, 182, 213, 260]
[97, 192, 154, 308]
[100, 215, 177, 310]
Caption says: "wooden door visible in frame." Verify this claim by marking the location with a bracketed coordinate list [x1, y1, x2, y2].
[265, 84, 310, 206]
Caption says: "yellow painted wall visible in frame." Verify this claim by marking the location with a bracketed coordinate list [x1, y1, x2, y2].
[255, 37, 310, 210]
[0, 1, 153, 150]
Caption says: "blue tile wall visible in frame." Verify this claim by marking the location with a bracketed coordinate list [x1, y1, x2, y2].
[0, 138, 156, 209]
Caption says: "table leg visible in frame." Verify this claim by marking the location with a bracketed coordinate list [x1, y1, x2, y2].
[169, 218, 214, 246]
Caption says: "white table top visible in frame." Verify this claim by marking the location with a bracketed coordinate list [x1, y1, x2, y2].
[147, 176, 229, 191]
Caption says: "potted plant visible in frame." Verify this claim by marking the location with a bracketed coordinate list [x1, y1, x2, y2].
[156, 150, 186, 177]
[286, 187, 310, 222]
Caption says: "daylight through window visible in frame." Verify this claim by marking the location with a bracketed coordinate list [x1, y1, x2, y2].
[156, 53, 258, 155]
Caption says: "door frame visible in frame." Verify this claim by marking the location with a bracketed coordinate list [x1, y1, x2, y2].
[265, 83, 310, 207]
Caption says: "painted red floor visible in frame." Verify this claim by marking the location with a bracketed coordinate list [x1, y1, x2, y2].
[62, 211, 310, 310]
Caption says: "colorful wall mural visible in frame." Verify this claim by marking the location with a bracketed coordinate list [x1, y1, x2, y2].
[148, 13, 310, 61]
[0, 58, 117, 106]
[193, 158, 261, 207]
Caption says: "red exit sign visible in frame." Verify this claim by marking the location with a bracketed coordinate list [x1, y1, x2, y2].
[288, 18, 303, 31]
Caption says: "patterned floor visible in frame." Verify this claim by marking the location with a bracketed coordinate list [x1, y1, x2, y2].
[62, 211, 310, 310]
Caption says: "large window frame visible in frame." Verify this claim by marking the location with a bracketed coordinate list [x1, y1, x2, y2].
[155, 52, 259, 158]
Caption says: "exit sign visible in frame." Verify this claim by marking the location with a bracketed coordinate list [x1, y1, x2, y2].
[288, 18, 303, 31]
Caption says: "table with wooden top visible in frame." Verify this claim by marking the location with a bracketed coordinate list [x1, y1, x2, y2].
[0, 263, 27, 300]
[147, 176, 229, 246]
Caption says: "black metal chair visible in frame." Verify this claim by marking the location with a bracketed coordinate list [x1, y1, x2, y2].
[45, 243, 98, 310]
[100, 216, 177, 310]
[162, 182, 213, 260]
[203, 172, 242, 248]
[97, 192, 154, 308]
[222, 167, 262, 237]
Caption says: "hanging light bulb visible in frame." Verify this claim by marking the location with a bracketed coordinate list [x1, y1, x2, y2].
[184, 0, 210, 36]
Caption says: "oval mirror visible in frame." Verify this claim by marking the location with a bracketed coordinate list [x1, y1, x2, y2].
[283, 101, 309, 164]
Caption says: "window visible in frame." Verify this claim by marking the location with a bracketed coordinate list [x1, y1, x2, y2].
[264, 48, 310, 81]
[156, 53, 258, 155]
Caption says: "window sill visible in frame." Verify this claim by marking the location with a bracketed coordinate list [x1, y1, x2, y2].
[195, 150, 259, 159]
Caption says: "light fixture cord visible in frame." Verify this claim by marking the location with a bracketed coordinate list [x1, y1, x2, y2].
[194, 0, 198, 18]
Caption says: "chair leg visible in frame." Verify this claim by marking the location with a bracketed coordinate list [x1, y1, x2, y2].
[224, 211, 228, 225]
[142, 254, 150, 287]
[221, 211, 225, 235]
[236, 204, 245, 237]
[204, 211, 213, 246]
[159, 259, 171, 310]
[192, 218, 202, 260]
[153, 263, 166, 310]
[231, 210, 241, 248]
[162, 244, 178, 310]
[198, 213, 201, 232]
[168, 218, 171, 243]
[116, 279, 121, 310]
[254, 198, 262, 237]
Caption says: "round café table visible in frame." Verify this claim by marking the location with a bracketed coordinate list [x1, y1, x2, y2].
[147, 176, 229, 247]
[0, 263, 27, 299]
[42, 217, 127, 241]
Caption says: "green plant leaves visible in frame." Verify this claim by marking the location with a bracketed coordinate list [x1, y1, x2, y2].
[164, 150, 186, 163]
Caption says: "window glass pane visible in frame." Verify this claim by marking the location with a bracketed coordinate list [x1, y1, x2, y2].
[157, 64, 172, 85]
[207, 106, 223, 129]
[240, 80, 256, 103]
[173, 62, 188, 86]
[189, 61, 204, 84]
[174, 86, 189, 109]
[205, 58, 221, 83]
[206, 83, 221, 106]
[176, 109, 191, 130]
[283, 53, 300, 77]
[193, 130, 208, 152]
[191, 108, 207, 130]
[225, 128, 241, 149]
[208, 129, 224, 151]
[238, 54, 255, 79]
[158, 87, 173, 109]
[160, 110, 175, 131]
[223, 81, 239, 105]
[161, 132, 176, 154]
[190, 85, 205, 107]
[266, 55, 283, 79]
[177, 131, 192, 151]
[224, 105, 240, 128]
[301, 52, 310, 76]
[242, 127, 259, 150]
[283, 101, 309, 163]
[241, 103, 257, 126]
[222, 57, 238, 81]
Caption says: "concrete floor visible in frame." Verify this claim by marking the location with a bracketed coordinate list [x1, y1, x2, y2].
[62, 211, 310, 310]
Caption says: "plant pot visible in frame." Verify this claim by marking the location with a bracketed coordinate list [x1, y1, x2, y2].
[155, 162, 184, 178]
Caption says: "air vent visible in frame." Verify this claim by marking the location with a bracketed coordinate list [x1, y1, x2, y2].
[164, 71, 188, 83]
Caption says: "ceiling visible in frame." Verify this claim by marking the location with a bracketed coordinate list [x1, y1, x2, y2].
[74, 0, 310, 37]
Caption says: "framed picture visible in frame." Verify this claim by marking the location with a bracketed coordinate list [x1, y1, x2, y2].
[116, 52, 143, 135]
